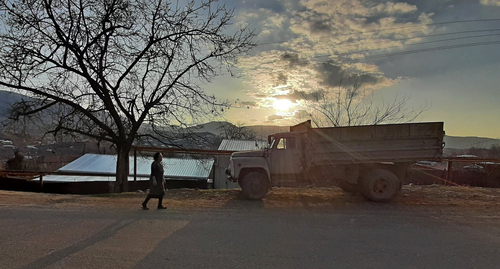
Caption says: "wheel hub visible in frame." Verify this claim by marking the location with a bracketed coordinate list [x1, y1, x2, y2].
[250, 179, 262, 192]
[373, 178, 389, 193]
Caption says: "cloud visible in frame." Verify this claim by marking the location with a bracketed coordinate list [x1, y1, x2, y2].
[274, 72, 288, 86]
[239, 101, 258, 107]
[236, 0, 434, 121]
[373, 2, 418, 15]
[315, 62, 381, 87]
[240, 0, 286, 13]
[266, 114, 284, 122]
[281, 53, 310, 69]
[480, 0, 500, 6]
[293, 109, 312, 120]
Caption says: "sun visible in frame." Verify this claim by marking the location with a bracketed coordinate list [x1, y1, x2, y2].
[273, 99, 293, 112]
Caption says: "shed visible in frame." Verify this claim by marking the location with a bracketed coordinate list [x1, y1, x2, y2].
[34, 153, 214, 192]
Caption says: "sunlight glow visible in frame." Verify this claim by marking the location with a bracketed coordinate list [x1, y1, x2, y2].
[273, 99, 293, 112]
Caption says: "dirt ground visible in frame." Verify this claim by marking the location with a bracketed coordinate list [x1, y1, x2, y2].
[1, 185, 499, 213]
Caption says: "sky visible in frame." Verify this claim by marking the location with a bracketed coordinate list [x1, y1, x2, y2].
[202, 0, 500, 139]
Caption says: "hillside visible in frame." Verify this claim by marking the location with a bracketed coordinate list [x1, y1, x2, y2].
[191, 121, 289, 140]
[189, 121, 228, 136]
[246, 125, 290, 140]
[443, 135, 500, 150]
[0, 90, 34, 121]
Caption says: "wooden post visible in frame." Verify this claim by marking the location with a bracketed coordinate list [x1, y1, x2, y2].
[134, 148, 137, 189]
[40, 174, 43, 191]
[446, 161, 453, 185]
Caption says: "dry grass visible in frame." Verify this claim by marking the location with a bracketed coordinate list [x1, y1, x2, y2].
[1, 185, 499, 212]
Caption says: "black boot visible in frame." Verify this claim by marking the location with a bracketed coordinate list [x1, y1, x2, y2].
[157, 196, 166, 209]
[142, 196, 151, 210]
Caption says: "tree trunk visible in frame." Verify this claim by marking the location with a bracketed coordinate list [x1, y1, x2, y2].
[115, 144, 131, 193]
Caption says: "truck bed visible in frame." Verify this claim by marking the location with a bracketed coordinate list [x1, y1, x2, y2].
[304, 122, 444, 164]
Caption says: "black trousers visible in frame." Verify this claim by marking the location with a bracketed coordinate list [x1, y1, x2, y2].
[142, 195, 163, 207]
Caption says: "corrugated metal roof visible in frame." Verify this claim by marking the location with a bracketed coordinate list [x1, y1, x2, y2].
[58, 153, 214, 180]
[34, 175, 147, 183]
[34, 175, 213, 183]
[218, 139, 267, 151]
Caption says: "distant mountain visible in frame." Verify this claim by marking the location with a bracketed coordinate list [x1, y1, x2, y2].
[189, 121, 228, 136]
[191, 121, 290, 139]
[443, 136, 500, 150]
[246, 125, 290, 140]
[0, 90, 34, 121]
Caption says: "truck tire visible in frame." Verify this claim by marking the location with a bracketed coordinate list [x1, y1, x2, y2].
[239, 171, 269, 200]
[360, 169, 401, 202]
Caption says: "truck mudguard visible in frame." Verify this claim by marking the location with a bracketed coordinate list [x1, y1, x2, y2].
[232, 157, 271, 181]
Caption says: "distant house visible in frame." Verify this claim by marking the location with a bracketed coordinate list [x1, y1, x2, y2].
[214, 139, 267, 189]
[1, 140, 15, 150]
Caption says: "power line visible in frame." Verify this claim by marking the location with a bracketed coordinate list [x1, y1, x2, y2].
[310, 32, 500, 60]
[221, 25, 500, 75]
[256, 18, 500, 46]
[310, 29, 500, 59]
[220, 40, 500, 76]
[340, 40, 500, 62]
[359, 18, 500, 35]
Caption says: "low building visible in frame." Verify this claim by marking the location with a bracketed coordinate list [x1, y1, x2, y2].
[34, 153, 214, 193]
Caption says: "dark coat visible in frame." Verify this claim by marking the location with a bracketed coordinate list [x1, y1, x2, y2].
[149, 161, 165, 198]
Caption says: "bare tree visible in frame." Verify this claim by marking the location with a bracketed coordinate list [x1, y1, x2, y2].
[490, 144, 500, 158]
[302, 73, 428, 127]
[0, 0, 254, 192]
[218, 122, 257, 140]
[466, 146, 486, 158]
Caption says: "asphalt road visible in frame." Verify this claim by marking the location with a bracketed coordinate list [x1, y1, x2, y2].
[1, 205, 499, 269]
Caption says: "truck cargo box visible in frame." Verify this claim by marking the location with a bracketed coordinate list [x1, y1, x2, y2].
[292, 121, 444, 165]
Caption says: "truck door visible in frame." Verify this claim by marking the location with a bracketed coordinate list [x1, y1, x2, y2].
[269, 135, 302, 175]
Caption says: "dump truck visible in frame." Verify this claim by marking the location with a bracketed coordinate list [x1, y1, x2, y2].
[226, 120, 444, 202]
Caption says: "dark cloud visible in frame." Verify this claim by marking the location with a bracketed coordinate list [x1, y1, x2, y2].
[281, 53, 310, 69]
[253, 93, 268, 98]
[274, 72, 288, 86]
[315, 63, 380, 87]
[309, 20, 332, 34]
[315, 63, 344, 87]
[240, 101, 258, 107]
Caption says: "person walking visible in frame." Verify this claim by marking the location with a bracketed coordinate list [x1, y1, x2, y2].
[142, 152, 167, 210]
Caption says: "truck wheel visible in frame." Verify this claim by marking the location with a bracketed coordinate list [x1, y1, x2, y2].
[360, 169, 401, 202]
[239, 171, 269, 200]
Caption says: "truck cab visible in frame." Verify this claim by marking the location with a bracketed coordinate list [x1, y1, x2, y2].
[226, 132, 304, 199]
[267, 133, 303, 176]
